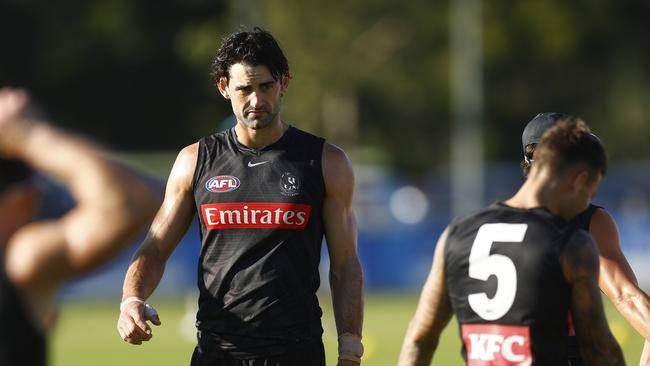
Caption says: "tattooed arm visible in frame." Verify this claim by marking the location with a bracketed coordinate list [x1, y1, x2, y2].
[562, 229, 626, 366]
[399, 228, 454, 366]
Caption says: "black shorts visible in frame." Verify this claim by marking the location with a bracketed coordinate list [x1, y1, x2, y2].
[189, 338, 326, 366]
[567, 357, 585, 366]
[566, 336, 584, 366]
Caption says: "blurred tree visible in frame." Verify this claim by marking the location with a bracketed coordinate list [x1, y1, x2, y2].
[483, 1, 650, 164]
[0, 0, 228, 149]
[262, 0, 452, 174]
[263, 0, 650, 172]
[1, 0, 648, 171]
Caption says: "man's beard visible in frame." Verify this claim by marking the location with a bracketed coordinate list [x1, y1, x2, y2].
[240, 107, 278, 130]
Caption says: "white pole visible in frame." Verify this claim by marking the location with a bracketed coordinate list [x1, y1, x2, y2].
[450, 0, 484, 218]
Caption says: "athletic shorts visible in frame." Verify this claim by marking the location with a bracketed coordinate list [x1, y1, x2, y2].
[189, 337, 326, 366]
[567, 357, 585, 366]
[566, 336, 584, 366]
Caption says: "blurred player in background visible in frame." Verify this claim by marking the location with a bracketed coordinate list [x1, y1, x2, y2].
[521, 112, 650, 366]
[0, 88, 159, 365]
[117, 27, 364, 365]
[400, 118, 625, 365]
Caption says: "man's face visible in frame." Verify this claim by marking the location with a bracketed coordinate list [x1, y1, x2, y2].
[218, 63, 288, 130]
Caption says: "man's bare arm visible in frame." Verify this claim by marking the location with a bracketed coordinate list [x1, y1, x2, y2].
[117, 143, 198, 345]
[0, 89, 160, 329]
[590, 208, 650, 366]
[399, 228, 453, 366]
[562, 230, 626, 366]
[322, 143, 364, 365]
[641, 341, 650, 366]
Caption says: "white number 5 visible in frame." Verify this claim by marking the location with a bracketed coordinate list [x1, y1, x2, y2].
[468, 223, 528, 321]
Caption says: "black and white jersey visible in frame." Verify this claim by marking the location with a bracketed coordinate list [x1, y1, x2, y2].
[445, 202, 581, 366]
[192, 126, 326, 357]
[0, 255, 45, 366]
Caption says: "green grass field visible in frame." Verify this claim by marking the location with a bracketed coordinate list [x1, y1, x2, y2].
[51, 293, 645, 365]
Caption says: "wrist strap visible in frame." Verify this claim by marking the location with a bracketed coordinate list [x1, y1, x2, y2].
[338, 333, 363, 363]
[338, 354, 362, 363]
[120, 296, 145, 311]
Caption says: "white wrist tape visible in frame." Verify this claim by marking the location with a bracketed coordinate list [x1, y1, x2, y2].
[120, 296, 145, 312]
[338, 333, 363, 363]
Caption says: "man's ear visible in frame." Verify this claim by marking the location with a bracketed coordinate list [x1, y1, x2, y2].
[217, 77, 230, 100]
[279, 75, 290, 97]
[570, 170, 590, 192]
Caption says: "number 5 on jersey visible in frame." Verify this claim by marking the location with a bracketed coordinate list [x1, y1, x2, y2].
[468, 223, 528, 321]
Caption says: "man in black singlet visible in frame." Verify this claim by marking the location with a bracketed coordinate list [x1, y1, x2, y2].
[400, 118, 625, 365]
[117, 27, 364, 366]
[0, 88, 159, 366]
[521, 112, 650, 366]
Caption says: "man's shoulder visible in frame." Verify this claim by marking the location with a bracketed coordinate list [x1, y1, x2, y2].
[178, 141, 200, 158]
[561, 227, 599, 282]
[565, 227, 595, 250]
[171, 143, 200, 182]
[320, 142, 353, 196]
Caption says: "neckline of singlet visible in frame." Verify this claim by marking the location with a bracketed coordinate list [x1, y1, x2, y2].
[493, 201, 568, 225]
[229, 125, 295, 155]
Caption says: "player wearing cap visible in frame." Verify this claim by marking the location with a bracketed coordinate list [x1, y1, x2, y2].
[0, 88, 159, 365]
[522, 112, 650, 366]
[399, 117, 625, 365]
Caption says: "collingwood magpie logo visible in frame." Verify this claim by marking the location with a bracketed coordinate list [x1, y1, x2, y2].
[280, 172, 300, 196]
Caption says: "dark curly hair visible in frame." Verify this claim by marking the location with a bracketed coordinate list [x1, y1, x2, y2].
[210, 27, 290, 84]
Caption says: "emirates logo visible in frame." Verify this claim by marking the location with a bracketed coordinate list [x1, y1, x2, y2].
[201, 202, 311, 230]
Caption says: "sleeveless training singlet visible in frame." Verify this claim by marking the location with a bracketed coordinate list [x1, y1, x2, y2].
[445, 202, 583, 366]
[0, 256, 46, 366]
[192, 126, 326, 357]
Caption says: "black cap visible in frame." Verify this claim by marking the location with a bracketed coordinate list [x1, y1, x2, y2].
[0, 158, 31, 193]
[521, 112, 569, 151]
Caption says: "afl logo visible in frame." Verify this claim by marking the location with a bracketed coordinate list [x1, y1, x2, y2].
[205, 176, 240, 193]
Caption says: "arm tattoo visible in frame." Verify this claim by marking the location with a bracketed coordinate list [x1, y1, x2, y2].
[563, 230, 626, 366]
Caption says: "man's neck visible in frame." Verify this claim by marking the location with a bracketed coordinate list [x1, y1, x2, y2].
[234, 119, 288, 150]
[504, 171, 564, 217]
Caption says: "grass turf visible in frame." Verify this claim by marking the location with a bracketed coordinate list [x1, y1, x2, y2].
[51, 293, 645, 365]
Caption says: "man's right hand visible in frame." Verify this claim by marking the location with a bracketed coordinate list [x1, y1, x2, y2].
[117, 300, 162, 345]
